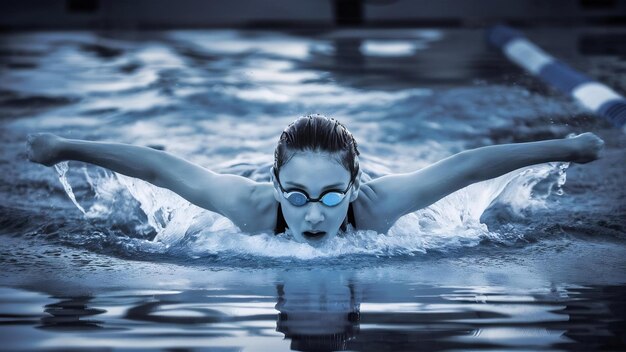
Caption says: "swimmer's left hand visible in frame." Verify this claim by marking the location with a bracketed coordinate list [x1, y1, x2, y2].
[568, 132, 605, 164]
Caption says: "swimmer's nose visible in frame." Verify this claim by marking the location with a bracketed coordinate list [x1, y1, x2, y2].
[304, 203, 324, 225]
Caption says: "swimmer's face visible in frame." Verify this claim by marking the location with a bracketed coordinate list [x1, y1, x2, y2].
[272, 151, 359, 246]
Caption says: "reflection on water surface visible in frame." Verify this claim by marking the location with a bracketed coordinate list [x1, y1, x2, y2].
[2, 280, 625, 351]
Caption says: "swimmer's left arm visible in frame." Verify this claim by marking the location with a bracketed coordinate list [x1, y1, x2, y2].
[445, 132, 604, 187]
[367, 133, 604, 219]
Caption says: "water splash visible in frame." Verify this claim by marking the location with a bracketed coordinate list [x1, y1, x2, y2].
[51, 160, 569, 260]
[54, 162, 86, 214]
[408, 162, 570, 248]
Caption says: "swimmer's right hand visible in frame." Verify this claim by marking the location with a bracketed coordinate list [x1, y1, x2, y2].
[26, 133, 64, 166]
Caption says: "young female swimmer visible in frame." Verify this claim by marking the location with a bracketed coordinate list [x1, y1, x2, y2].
[27, 115, 604, 245]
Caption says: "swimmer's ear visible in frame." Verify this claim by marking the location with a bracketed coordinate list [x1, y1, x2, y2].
[349, 169, 362, 202]
[270, 167, 281, 202]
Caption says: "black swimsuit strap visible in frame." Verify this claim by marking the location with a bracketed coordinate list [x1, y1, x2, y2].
[275, 203, 288, 234]
[347, 203, 356, 229]
[274, 203, 356, 235]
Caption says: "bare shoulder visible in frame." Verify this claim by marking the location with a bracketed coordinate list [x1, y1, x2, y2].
[225, 181, 277, 233]
[183, 170, 277, 233]
[352, 179, 403, 233]
[352, 164, 463, 233]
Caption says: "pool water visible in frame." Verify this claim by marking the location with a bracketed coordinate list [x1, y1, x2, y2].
[0, 28, 625, 351]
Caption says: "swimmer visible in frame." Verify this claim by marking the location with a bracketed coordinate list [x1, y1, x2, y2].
[26, 115, 604, 245]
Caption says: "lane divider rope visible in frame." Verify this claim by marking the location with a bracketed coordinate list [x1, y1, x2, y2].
[487, 25, 626, 132]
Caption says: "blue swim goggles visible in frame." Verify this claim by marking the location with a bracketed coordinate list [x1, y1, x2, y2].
[275, 174, 353, 207]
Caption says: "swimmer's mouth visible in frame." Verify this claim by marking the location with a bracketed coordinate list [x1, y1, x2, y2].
[303, 231, 327, 239]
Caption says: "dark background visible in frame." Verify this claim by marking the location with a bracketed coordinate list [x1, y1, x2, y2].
[0, 0, 625, 30]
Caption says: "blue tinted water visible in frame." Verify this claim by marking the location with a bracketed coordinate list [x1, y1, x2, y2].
[0, 28, 625, 351]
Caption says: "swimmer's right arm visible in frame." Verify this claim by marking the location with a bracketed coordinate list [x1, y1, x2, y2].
[26, 133, 259, 220]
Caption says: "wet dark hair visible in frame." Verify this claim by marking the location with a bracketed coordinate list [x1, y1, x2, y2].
[274, 115, 360, 181]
